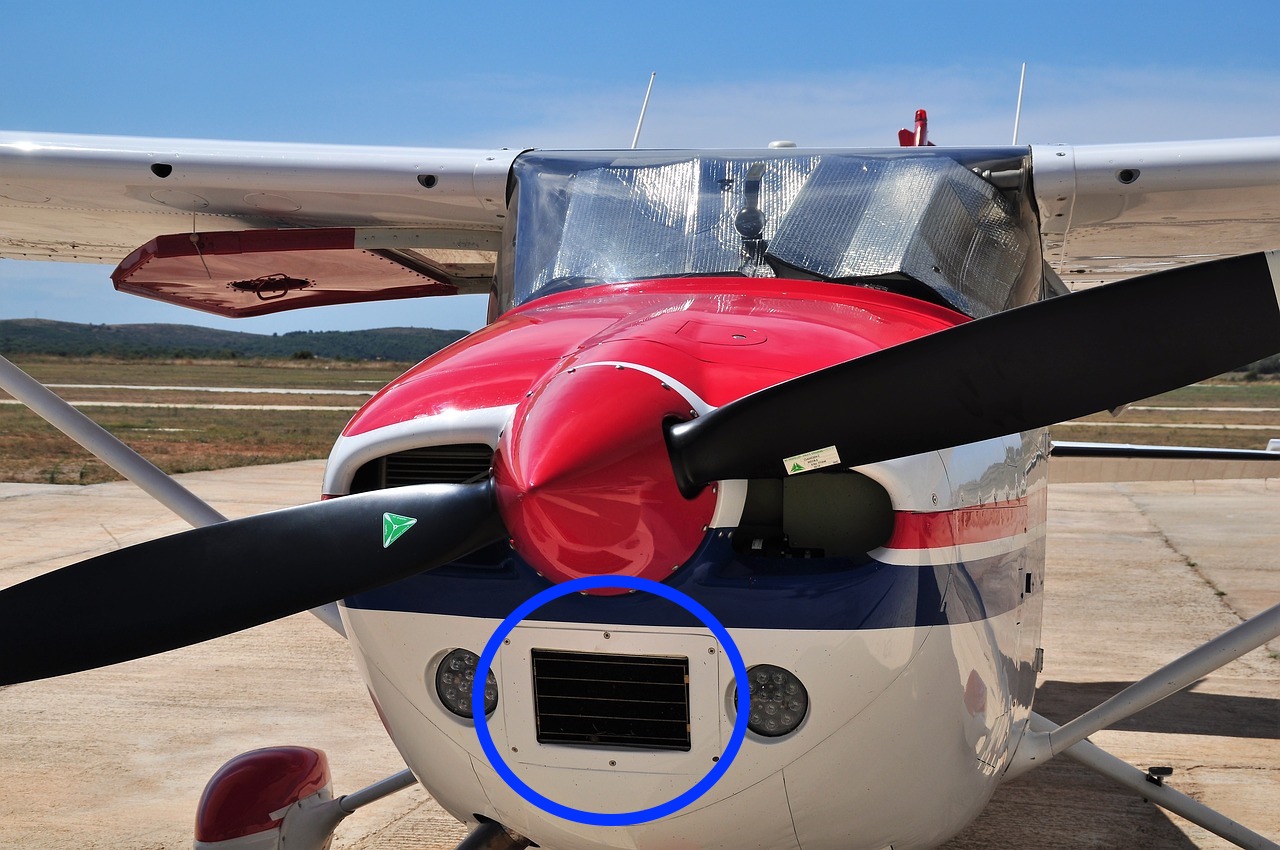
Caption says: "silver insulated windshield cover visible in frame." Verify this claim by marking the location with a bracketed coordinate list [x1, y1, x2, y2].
[506, 148, 1038, 317]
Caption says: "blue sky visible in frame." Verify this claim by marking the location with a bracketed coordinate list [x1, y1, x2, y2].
[3, 0, 1279, 334]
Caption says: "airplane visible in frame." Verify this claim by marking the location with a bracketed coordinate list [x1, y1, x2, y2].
[1, 116, 1279, 850]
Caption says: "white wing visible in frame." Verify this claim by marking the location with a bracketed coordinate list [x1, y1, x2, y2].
[1031, 137, 1280, 289]
[7, 132, 1280, 315]
[0, 132, 518, 315]
[1030, 137, 1280, 482]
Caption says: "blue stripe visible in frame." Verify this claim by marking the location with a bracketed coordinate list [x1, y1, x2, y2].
[345, 534, 1033, 630]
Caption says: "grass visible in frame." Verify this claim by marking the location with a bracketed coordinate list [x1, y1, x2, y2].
[0, 357, 409, 485]
[1051, 378, 1280, 451]
[1, 358, 1277, 486]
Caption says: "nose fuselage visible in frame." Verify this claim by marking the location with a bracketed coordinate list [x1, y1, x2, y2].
[324, 279, 1046, 850]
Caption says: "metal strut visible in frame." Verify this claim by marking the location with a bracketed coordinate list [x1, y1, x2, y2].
[1005, 601, 1280, 849]
[1012, 599, 1280, 773]
[1028, 713, 1279, 850]
[0, 354, 345, 634]
[259, 768, 422, 850]
[0, 354, 224, 527]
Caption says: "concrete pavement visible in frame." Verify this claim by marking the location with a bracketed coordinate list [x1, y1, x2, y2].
[0, 465, 1275, 849]
[943, 479, 1279, 849]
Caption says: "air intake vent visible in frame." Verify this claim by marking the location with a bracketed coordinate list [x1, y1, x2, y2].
[385, 444, 493, 485]
[352, 444, 494, 492]
[531, 649, 691, 751]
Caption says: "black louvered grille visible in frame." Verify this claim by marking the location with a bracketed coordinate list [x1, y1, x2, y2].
[531, 649, 691, 751]
[380, 444, 494, 487]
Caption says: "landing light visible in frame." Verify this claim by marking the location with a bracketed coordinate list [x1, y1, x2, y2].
[736, 664, 808, 737]
[435, 648, 498, 719]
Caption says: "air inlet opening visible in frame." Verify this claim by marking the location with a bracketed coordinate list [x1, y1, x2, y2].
[733, 470, 893, 558]
[151, 163, 173, 178]
[351, 444, 495, 492]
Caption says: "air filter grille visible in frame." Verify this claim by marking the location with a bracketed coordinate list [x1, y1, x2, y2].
[531, 649, 691, 751]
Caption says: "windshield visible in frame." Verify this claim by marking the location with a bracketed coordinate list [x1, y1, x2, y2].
[499, 148, 1040, 318]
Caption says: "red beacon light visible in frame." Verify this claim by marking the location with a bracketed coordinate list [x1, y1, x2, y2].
[898, 109, 937, 147]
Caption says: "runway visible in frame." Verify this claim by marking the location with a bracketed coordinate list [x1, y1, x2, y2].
[0, 462, 1275, 849]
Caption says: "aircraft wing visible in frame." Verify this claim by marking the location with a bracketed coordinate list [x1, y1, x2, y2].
[0, 132, 519, 316]
[1030, 137, 1280, 289]
[6, 132, 1280, 315]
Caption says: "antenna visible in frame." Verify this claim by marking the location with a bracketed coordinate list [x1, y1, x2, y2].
[1011, 63, 1027, 145]
[631, 72, 657, 149]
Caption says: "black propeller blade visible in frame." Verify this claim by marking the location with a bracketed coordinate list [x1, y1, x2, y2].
[0, 481, 504, 685]
[669, 252, 1280, 490]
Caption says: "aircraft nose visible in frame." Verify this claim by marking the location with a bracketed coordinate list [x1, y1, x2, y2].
[493, 364, 716, 593]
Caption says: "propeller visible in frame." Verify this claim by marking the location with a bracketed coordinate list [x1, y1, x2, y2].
[5, 252, 1277, 686]
[669, 251, 1280, 491]
[0, 481, 503, 685]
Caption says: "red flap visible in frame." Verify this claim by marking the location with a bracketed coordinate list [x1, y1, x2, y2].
[112, 228, 457, 318]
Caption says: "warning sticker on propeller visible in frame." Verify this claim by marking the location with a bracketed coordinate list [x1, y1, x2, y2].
[784, 446, 842, 475]
[382, 512, 418, 548]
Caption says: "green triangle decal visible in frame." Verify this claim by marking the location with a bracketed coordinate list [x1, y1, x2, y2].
[790, 462, 805, 473]
[382, 512, 418, 549]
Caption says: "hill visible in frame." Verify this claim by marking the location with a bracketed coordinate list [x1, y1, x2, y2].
[0, 318, 469, 362]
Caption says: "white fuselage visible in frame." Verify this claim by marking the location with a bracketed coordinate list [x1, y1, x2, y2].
[330, 428, 1047, 850]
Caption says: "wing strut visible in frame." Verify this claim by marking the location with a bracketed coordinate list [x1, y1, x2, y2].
[0, 355, 224, 526]
[1007, 602, 1280, 848]
[1026, 713, 1279, 850]
[0, 355, 348, 634]
[1011, 600, 1280, 771]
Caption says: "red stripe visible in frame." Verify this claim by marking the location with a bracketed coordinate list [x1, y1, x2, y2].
[885, 500, 1029, 550]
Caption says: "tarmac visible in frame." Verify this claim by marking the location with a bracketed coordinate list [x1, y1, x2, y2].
[0, 461, 1275, 850]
